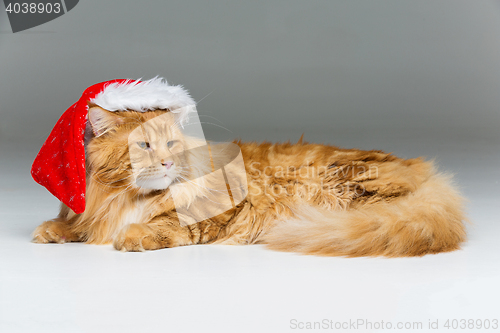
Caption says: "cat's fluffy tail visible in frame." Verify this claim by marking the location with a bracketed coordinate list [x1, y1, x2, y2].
[262, 173, 467, 257]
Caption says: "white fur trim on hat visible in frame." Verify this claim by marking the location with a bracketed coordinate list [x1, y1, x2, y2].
[90, 76, 196, 125]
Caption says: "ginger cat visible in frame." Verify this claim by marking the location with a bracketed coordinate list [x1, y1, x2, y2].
[33, 107, 466, 257]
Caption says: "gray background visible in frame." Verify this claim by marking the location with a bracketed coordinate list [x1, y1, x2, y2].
[0, 0, 499, 143]
[1, 1, 499, 333]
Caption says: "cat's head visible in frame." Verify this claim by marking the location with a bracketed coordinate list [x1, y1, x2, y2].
[85, 106, 190, 192]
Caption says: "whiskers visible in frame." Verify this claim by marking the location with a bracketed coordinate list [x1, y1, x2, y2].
[136, 166, 164, 180]
[180, 117, 233, 137]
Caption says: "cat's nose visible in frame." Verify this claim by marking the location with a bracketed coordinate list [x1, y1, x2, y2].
[162, 161, 174, 169]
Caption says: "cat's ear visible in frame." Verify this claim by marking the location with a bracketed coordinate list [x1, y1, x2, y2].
[88, 106, 124, 137]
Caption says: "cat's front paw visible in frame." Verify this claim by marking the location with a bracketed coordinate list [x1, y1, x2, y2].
[113, 224, 164, 252]
[32, 220, 76, 244]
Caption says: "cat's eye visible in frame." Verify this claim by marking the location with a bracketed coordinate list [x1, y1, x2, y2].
[167, 141, 175, 148]
[138, 141, 150, 149]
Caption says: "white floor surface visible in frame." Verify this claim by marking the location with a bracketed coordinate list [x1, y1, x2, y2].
[1, 128, 499, 333]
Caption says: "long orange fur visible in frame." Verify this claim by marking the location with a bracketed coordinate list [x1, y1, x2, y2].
[33, 108, 467, 257]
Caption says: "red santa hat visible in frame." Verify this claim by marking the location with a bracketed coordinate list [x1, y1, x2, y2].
[31, 77, 196, 214]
